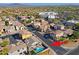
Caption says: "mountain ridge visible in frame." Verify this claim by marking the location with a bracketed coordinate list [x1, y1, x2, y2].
[0, 3, 79, 7]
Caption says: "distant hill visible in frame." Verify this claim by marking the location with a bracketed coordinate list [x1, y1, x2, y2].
[0, 3, 79, 7]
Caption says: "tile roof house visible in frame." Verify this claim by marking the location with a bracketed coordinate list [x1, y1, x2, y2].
[3, 26, 18, 35]
[64, 29, 74, 35]
[19, 16, 27, 20]
[13, 21, 25, 30]
[0, 20, 26, 36]
[33, 19, 50, 32]
[19, 30, 32, 39]
[23, 35, 54, 55]
[8, 41, 27, 55]
[50, 24, 65, 30]
[19, 16, 32, 20]
[53, 30, 64, 38]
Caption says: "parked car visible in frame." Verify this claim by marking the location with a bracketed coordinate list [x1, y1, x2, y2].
[43, 33, 56, 41]
[43, 34, 51, 39]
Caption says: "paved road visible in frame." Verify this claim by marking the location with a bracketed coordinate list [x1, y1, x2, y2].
[26, 26, 67, 55]
[0, 33, 18, 38]
[66, 46, 79, 55]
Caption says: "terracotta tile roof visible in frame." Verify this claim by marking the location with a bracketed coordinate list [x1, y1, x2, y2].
[19, 30, 32, 35]
[64, 29, 73, 35]
[8, 42, 27, 53]
[8, 44, 17, 53]
[53, 30, 63, 34]
[13, 21, 23, 26]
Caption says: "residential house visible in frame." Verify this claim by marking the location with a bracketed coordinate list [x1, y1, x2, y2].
[50, 24, 65, 30]
[24, 35, 55, 55]
[67, 19, 79, 24]
[19, 30, 32, 39]
[8, 41, 27, 55]
[30, 41, 55, 55]
[53, 30, 64, 38]
[61, 20, 75, 26]
[64, 29, 74, 35]
[32, 19, 50, 32]
[19, 16, 32, 20]
[13, 21, 25, 30]
[29, 41, 50, 55]
[39, 12, 59, 19]
[5, 26, 18, 35]
[19, 16, 27, 20]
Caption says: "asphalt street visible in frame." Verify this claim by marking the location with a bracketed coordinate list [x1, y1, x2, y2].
[66, 46, 79, 55]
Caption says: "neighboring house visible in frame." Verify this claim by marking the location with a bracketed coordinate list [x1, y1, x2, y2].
[53, 30, 64, 38]
[40, 20, 50, 32]
[24, 35, 54, 55]
[19, 16, 27, 20]
[5, 26, 15, 33]
[39, 12, 59, 19]
[50, 24, 65, 30]
[13, 21, 25, 30]
[0, 20, 25, 36]
[19, 16, 32, 20]
[32, 19, 50, 32]
[64, 29, 74, 35]
[19, 30, 32, 39]
[8, 41, 27, 55]
[33, 21, 41, 29]
[67, 19, 79, 24]
[61, 20, 75, 26]
[29, 41, 50, 55]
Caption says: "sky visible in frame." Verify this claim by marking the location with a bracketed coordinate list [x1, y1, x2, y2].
[0, 3, 79, 7]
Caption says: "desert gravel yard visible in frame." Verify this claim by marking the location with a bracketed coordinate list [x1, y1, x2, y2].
[62, 39, 79, 48]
